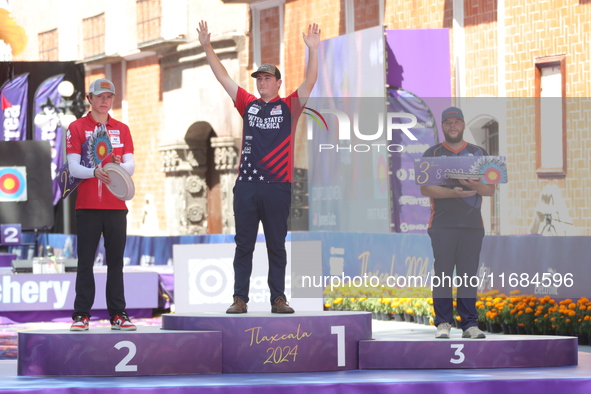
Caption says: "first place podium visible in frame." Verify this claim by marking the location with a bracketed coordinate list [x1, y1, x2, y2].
[161, 311, 372, 373]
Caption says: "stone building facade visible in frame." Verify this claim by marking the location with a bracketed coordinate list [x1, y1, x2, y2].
[4, 0, 591, 236]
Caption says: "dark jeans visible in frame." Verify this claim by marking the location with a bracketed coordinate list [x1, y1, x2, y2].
[232, 181, 291, 304]
[428, 226, 485, 330]
[73, 209, 128, 318]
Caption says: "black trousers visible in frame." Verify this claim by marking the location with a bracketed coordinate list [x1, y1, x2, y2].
[232, 181, 292, 304]
[428, 226, 485, 330]
[73, 209, 128, 318]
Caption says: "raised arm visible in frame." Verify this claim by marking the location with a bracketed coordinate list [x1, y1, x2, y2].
[297, 23, 321, 100]
[197, 20, 239, 101]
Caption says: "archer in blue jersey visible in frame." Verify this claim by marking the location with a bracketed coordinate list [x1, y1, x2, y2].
[420, 107, 496, 339]
[198, 20, 321, 314]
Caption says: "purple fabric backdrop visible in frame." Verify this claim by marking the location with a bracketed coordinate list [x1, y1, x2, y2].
[386, 29, 452, 233]
[0, 74, 28, 141]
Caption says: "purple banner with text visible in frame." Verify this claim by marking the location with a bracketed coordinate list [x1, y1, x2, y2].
[292, 232, 591, 300]
[34, 74, 65, 205]
[0, 73, 28, 141]
[0, 271, 159, 312]
[385, 29, 452, 233]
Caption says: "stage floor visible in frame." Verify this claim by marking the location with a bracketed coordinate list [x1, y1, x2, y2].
[3, 321, 591, 393]
[2, 355, 591, 393]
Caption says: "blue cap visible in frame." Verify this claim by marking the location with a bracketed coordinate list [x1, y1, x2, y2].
[442, 107, 464, 122]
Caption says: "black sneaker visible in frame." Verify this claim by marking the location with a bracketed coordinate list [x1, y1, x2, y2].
[111, 312, 137, 331]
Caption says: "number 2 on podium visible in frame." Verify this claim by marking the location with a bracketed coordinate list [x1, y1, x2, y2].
[331, 325, 345, 367]
[115, 340, 138, 372]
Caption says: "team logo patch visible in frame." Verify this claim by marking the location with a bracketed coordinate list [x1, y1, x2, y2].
[248, 106, 260, 115]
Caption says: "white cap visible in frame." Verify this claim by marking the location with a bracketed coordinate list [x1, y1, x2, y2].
[89, 78, 115, 95]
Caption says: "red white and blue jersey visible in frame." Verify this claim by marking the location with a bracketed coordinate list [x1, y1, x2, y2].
[423, 141, 488, 229]
[234, 87, 301, 183]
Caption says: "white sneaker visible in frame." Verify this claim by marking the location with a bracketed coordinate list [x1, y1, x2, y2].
[435, 323, 452, 339]
[462, 326, 486, 339]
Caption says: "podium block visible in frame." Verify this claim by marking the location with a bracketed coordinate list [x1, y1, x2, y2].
[162, 311, 372, 373]
[359, 334, 578, 369]
[18, 327, 222, 376]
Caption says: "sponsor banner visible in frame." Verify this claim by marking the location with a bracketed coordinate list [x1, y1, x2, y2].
[292, 232, 433, 299]
[34, 74, 65, 205]
[307, 26, 388, 233]
[0, 73, 28, 141]
[0, 272, 158, 311]
[387, 89, 438, 233]
[385, 29, 452, 233]
[173, 242, 322, 313]
[8, 232, 591, 301]
[23, 233, 243, 267]
[292, 232, 591, 299]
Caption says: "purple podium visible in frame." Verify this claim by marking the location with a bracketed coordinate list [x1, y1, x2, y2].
[359, 333, 578, 369]
[162, 311, 373, 373]
[18, 327, 222, 376]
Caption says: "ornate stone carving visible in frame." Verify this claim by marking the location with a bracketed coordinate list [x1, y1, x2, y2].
[159, 141, 208, 235]
[187, 204, 205, 223]
[185, 175, 206, 194]
[220, 172, 236, 234]
[187, 225, 206, 235]
[211, 136, 238, 233]
[211, 136, 239, 171]
[160, 144, 200, 173]
[215, 146, 238, 170]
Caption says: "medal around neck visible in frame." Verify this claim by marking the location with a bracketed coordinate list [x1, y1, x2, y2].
[103, 163, 135, 200]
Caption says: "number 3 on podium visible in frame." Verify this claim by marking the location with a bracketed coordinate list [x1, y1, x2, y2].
[1, 224, 22, 245]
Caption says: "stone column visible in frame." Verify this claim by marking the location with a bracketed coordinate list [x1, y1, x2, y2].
[211, 136, 239, 234]
[159, 141, 208, 235]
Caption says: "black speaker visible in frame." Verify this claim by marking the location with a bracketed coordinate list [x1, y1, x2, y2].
[0, 141, 54, 229]
[288, 207, 309, 231]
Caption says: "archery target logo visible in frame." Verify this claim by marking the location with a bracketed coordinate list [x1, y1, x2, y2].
[92, 135, 111, 164]
[188, 258, 233, 304]
[0, 167, 27, 201]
